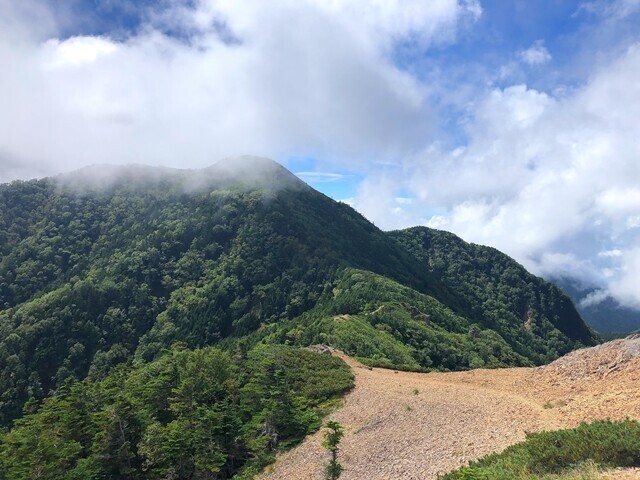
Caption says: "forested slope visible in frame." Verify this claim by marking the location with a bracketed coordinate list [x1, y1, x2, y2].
[254, 268, 530, 371]
[0, 158, 421, 425]
[389, 227, 595, 363]
[0, 157, 597, 430]
[0, 344, 354, 479]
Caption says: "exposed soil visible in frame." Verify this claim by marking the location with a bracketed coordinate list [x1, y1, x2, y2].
[603, 468, 640, 479]
[261, 336, 640, 480]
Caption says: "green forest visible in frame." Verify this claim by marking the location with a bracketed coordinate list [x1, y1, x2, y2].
[0, 344, 353, 479]
[0, 158, 599, 477]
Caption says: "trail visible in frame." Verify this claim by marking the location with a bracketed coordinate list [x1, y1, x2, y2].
[261, 339, 640, 480]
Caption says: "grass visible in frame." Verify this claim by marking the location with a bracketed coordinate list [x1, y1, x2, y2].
[440, 419, 640, 479]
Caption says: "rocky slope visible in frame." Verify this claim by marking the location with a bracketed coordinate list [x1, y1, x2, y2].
[262, 336, 640, 479]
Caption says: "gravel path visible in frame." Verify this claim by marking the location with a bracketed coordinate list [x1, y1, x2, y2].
[261, 342, 640, 480]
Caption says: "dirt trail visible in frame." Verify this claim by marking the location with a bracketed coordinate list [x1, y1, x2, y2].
[261, 338, 640, 480]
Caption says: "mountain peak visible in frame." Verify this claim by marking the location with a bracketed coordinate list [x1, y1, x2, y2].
[52, 156, 306, 193]
[204, 156, 306, 190]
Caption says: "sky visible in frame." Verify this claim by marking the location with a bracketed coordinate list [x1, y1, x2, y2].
[1, 0, 639, 311]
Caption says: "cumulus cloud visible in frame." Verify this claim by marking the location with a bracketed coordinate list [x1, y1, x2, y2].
[350, 173, 427, 230]
[42, 36, 118, 68]
[608, 248, 640, 308]
[0, 0, 480, 182]
[517, 40, 552, 65]
[352, 43, 640, 309]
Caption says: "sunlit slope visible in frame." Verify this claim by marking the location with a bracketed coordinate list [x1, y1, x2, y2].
[255, 268, 530, 370]
[390, 227, 596, 363]
[0, 157, 596, 426]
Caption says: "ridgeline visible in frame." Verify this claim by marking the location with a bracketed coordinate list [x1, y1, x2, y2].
[0, 157, 597, 479]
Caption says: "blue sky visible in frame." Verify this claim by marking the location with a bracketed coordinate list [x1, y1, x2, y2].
[1, 0, 639, 310]
[293, 0, 640, 200]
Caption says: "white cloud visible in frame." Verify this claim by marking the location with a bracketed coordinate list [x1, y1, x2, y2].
[608, 248, 640, 308]
[517, 40, 552, 66]
[535, 252, 603, 284]
[395, 196, 413, 205]
[580, 289, 610, 308]
[627, 216, 640, 229]
[354, 43, 640, 308]
[350, 174, 427, 230]
[43, 36, 118, 68]
[595, 188, 640, 216]
[577, 0, 640, 20]
[295, 172, 350, 183]
[599, 249, 623, 257]
[0, 0, 479, 182]
[0, 0, 57, 43]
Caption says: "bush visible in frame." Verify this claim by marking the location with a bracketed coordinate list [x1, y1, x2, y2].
[441, 419, 640, 479]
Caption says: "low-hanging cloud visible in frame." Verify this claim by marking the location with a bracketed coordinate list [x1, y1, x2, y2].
[0, 0, 480, 182]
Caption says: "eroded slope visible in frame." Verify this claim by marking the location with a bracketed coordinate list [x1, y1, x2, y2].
[263, 336, 640, 479]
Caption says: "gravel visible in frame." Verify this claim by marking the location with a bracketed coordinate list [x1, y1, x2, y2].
[261, 337, 640, 480]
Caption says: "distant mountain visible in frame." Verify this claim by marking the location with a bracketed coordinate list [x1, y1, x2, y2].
[0, 157, 597, 428]
[552, 278, 640, 333]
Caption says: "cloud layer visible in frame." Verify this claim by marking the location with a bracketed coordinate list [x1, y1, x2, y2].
[0, 0, 480, 181]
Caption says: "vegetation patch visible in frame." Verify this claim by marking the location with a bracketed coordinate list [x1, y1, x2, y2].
[0, 344, 353, 479]
[441, 419, 640, 479]
[258, 268, 532, 372]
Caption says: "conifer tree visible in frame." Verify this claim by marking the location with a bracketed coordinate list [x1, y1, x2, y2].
[322, 420, 344, 480]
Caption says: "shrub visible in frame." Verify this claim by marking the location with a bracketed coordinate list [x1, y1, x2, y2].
[441, 419, 640, 479]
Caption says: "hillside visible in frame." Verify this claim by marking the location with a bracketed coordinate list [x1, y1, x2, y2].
[253, 268, 531, 371]
[0, 157, 596, 436]
[0, 344, 355, 479]
[389, 227, 595, 363]
[0, 157, 424, 425]
[263, 336, 640, 479]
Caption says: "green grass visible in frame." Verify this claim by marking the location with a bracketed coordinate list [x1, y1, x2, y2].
[440, 419, 640, 479]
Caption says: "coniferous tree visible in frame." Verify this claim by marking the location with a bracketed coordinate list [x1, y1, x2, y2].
[322, 421, 344, 480]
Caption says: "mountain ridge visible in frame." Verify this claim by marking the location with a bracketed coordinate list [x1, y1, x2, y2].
[0, 157, 597, 429]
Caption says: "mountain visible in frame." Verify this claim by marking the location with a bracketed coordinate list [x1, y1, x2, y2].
[389, 227, 596, 361]
[0, 157, 597, 429]
[552, 278, 640, 333]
